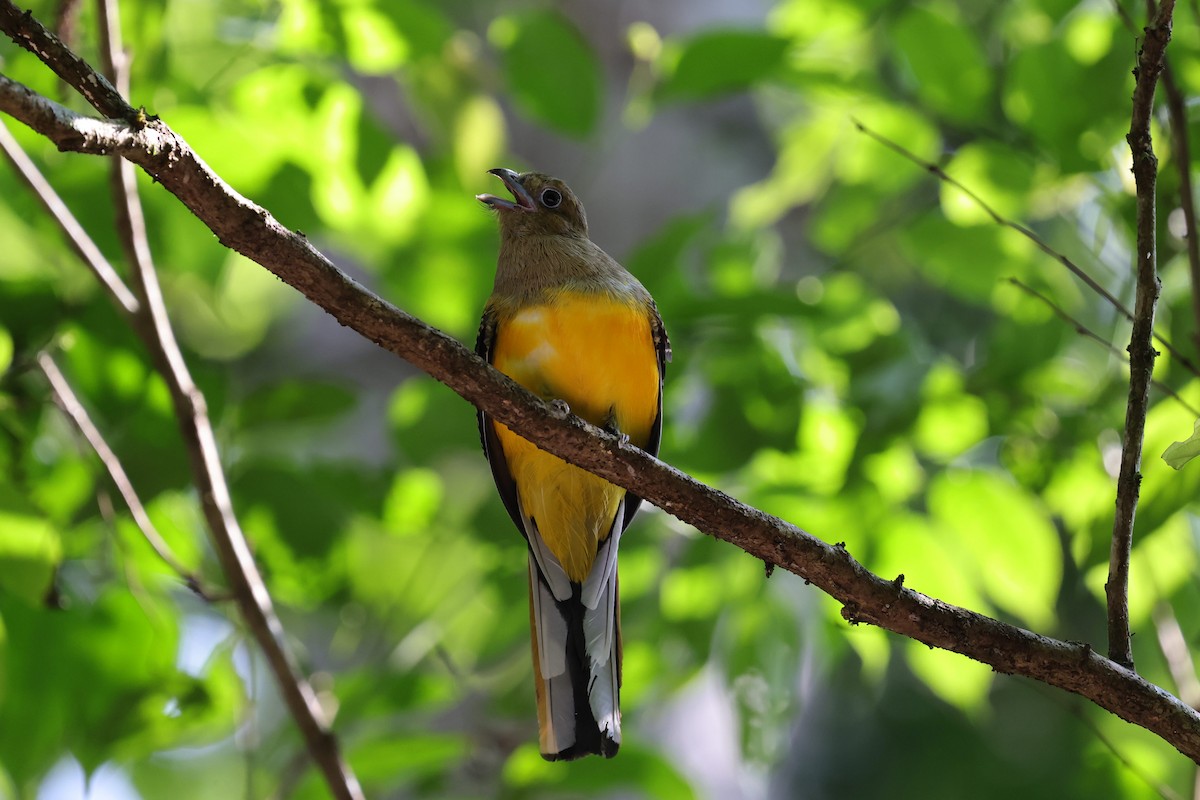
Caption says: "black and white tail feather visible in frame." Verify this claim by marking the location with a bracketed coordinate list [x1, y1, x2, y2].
[525, 501, 623, 758]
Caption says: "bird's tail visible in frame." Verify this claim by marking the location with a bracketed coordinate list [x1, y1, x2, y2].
[527, 548, 621, 760]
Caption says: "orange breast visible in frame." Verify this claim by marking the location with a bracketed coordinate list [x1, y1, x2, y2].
[491, 291, 660, 580]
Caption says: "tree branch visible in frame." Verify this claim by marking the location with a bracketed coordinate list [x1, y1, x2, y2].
[1108, 0, 1175, 670]
[0, 0, 130, 118]
[0, 119, 139, 315]
[36, 349, 218, 599]
[0, 3, 365, 795]
[1006, 277, 1199, 416]
[6, 0, 1200, 766]
[852, 118, 1200, 384]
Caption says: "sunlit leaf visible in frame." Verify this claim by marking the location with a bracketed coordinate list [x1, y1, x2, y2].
[0, 326, 12, 375]
[906, 639, 993, 712]
[341, 6, 409, 74]
[940, 142, 1037, 226]
[1162, 418, 1200, 470]
[382, 468, 444, 535]
[928, 470, 1059, 629]
[0, 492, 60, 606]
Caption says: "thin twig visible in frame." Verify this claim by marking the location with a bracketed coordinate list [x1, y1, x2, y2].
[0, 3, 129, 118]
[36, 350, 218, 599]
[0, 120, 139, 316]
[85, 0, 363, 795]
[1107, 0, 1175, 670]
[852, 118, 1200, 382]
[1160, 64, 1200, 350]
[7, 0, 1200, 764]
[1006, 278, 1200, 416]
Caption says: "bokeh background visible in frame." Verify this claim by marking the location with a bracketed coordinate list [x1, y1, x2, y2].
[3, 0, 1200, 797]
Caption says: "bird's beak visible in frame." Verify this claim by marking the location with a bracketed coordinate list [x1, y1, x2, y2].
[477, 168, 536, 212]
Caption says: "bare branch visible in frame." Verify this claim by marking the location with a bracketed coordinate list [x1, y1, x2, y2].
[4, 2, 370, 795]
[6, 0, 1200, 766]
[71, 0, 361, 792]
[0, 0, 130, 118]
[36, 350, 217, 599]
[852, 118, 1200, 383]
[1006, 277, 1199, 416]
[1108, 0, 1176, 670]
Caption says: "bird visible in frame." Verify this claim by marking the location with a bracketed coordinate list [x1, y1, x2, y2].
[475, 168, 670, 760]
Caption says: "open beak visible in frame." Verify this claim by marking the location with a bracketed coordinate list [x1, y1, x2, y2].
[477, 168, 536, 212]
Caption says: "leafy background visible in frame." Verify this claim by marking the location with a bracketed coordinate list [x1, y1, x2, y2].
[2, 0, 1200, 797]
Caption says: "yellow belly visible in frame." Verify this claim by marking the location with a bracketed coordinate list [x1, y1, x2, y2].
[492, 291, 660, 581]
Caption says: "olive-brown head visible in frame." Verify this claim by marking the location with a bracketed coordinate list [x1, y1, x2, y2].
[477, 168, 588, 239]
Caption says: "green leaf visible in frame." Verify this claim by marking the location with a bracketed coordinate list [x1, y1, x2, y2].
[347, 733, 466, 783]
[659, 30, 790, 100]
[1162, 419, 1200, 469]
[491, 11, 601, 137]
[940, 142, 1037, 226]
[0, 326, 12, 375]
[1002, 32, 1129, 173]
[382, 468, 444, 535]
[0, 589, 184, 782]
[0, 487, 61, 606]
[341, 6, 409, 74]
[899, 215, 1015, 302]
[905, 639, 993, 712]
[928, 470, 1059, 629]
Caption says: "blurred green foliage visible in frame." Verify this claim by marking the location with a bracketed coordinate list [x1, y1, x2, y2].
[2, 0, 1200, 797]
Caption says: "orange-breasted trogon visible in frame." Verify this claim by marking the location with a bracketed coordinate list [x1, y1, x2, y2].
[475, 169, 670, 760]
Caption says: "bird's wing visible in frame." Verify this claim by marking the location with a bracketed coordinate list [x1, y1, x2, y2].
[620, 300, 670, 530]
[475, 307, 524, 534]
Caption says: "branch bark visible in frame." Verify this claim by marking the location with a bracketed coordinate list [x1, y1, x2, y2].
[5, 0, 1200, 767]
[1107, 0, 1175, 670]
[1005, 278, 1198, 417]
[37, 350, 218, 599]
[853, 118, 1200, 383]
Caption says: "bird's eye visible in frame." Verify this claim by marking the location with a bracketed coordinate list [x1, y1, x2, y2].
[540, 188, 562, 209]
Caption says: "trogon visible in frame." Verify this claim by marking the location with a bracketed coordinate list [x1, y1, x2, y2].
[475, 169, 670, 760]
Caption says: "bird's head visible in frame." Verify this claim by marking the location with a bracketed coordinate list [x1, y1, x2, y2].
[477, 168, 588, 238]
